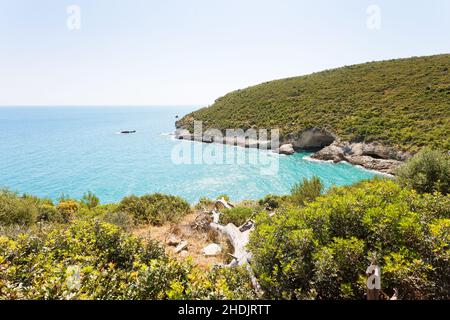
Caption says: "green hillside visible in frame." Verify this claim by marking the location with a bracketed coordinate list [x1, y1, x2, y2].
[178, 54, 450, 152]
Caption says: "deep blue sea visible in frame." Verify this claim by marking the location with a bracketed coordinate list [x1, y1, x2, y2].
[0, 107, 379, 204]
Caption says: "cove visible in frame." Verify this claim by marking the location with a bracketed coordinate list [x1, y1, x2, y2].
[0, 106, 379, 204]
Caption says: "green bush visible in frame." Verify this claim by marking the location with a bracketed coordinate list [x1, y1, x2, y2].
[249, 179, 450, 300]
[312, 238, 366, 299]
[102, 211, 134, 231]
[37, 204, 63, 223]
[0, 190, 38, 226]
[258, 194, 287, 211]
[290, 176, 324, 206]
[219, 207, 254, 226]
[117, 193, 191, 225]
[170, 266, 258, 300]
[396, 149, 450, 195]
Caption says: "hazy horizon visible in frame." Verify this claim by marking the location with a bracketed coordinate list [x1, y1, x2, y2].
[1, 0, 449, 106]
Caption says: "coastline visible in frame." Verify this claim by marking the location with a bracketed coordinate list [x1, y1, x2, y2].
[302, 156, 394, 178]
[173, 128, 406, 176]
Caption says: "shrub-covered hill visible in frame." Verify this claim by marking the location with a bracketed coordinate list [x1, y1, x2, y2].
[177, 54, 450, 152]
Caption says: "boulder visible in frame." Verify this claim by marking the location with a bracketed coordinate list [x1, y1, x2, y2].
[311, 140, 347, 162]
[276, 144, 295, 155]
[202, 243, 222, 256]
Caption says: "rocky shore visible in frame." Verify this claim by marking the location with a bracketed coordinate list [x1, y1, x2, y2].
[174, 126, 410, 174]
[311, 140, 411, 174]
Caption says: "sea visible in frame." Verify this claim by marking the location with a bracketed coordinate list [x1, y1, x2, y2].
[0, 106, 379, 204]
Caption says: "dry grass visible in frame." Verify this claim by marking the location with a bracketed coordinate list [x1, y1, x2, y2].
[133, 212, 232, 269]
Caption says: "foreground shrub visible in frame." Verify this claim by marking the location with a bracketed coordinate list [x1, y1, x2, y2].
[0, 221, 166, 299]
[312, 237, 366, 299]
[117, 193, 191, 225]
[0, 220, 256, 300]
[168, 266, 258, 300]
[396, 149, 450, 195]
[249, 179, 450, 300]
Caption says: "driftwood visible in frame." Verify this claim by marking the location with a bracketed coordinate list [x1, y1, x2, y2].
[174, 240, 188, 254]
[211, 210, 221, 224]
[208, 199, 263, 296]
[210, 221, 253, 266]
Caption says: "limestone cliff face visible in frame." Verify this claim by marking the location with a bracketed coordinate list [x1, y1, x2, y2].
[282, 127, 336, 149]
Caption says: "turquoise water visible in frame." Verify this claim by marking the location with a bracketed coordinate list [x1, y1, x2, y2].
[0, 107, 378, 203]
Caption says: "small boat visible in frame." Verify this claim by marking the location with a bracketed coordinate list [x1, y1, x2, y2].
[120, 130, 136, 134]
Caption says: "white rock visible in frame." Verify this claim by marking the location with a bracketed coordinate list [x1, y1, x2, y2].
[202, 243, 222, 256]
[276, 144, 295, 155]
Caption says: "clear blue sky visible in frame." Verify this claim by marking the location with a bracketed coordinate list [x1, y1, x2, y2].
[0, 0, 449, 106]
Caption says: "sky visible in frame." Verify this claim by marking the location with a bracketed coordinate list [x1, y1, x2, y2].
[0, 0, 449, 106]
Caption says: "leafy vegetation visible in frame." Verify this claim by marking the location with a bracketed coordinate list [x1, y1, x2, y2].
[56, 200, 80, 222]
[117, 193, 191, 225]
[219, 207, 254, 226]
[290, 176, 324, 206]
[0, 190, 38, 226]
[396, 148, 450, 195]
[249, 179, 450, 300]
[258, 194, 288, 211]
[177, 54, 450, 152]
[0, 220, 256, 299]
